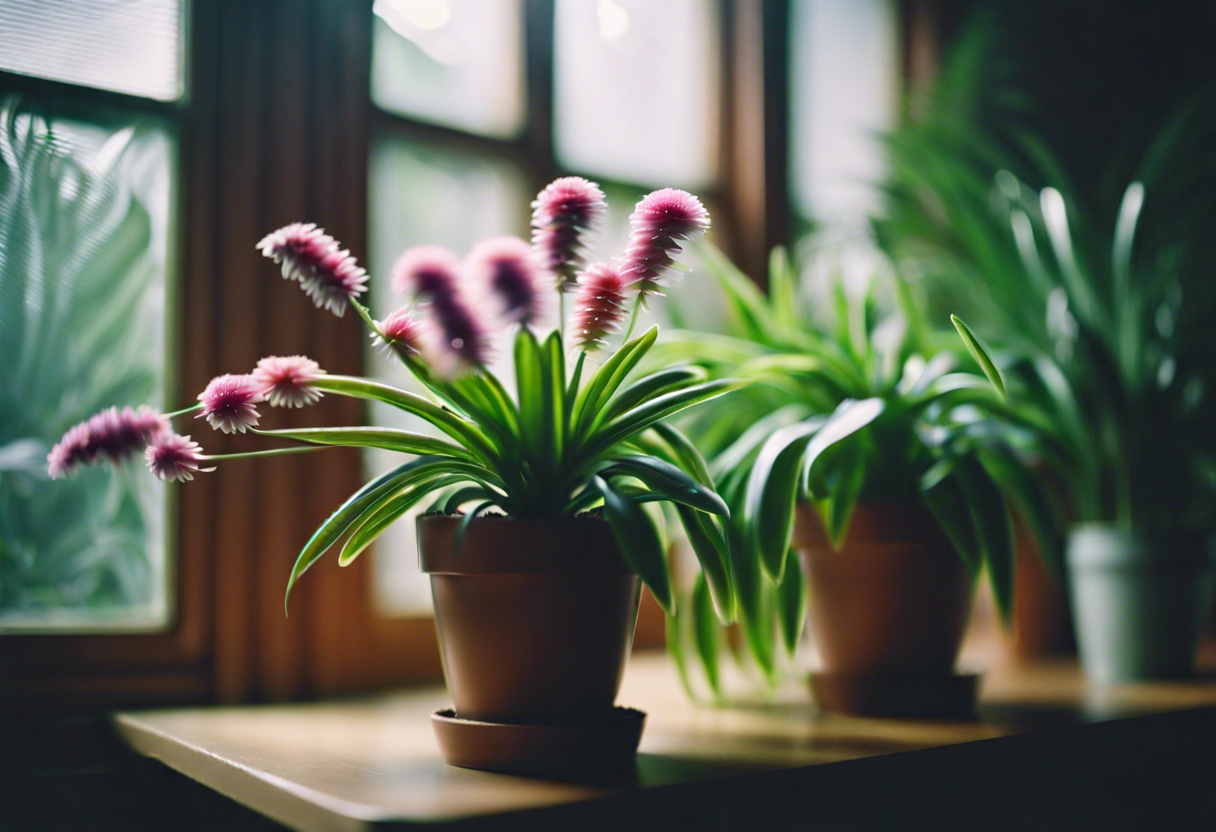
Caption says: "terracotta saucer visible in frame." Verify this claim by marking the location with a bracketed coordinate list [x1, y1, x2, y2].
[809, 671, 981, 718]
[431, 707, 646, 772]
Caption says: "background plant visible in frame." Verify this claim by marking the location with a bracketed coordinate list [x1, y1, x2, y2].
[0, 99, 168, 622]
[877, 34, 1216, 531]
[652, 243, 1059, 696]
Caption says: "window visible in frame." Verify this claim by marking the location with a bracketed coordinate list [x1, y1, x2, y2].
[0, 0, 186, 633]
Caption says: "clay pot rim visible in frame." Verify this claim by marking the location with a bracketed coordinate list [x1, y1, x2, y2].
[417, 513, 632, 575]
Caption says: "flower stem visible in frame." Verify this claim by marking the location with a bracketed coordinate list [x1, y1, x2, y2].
[620, 297, 643, 344]
[165, 404, 203, 419]
[208, 445, 330, 462]
[351, 297, 381, 338]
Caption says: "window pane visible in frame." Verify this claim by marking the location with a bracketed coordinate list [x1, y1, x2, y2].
[371, 0, 525, 139]
[554, 0, 720, 189]
[0, 99, 175, 631]
[366, 133, 526, 615]
[0, 0, 184, 101]
[789, 0, 898, 228]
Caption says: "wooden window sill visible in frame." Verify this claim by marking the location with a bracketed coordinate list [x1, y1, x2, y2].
[114, 651, 1216, 831]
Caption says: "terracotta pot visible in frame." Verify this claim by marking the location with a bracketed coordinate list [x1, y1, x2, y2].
[418, 514, 641, 725]
[1006, 516, 1074, 660]
[792, 502, 974, 676]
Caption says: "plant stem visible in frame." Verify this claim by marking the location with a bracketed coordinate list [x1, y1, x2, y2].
[558, 290, 566, 327]
[165, 404, 203, 419]
[208, 445, 330, 462]
[621, 297, 643, 344]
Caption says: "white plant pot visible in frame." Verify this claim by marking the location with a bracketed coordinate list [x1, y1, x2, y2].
[1067, 523, 1215, 683]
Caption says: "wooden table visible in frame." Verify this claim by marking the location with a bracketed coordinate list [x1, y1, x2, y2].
[114, 652, 1216, 831]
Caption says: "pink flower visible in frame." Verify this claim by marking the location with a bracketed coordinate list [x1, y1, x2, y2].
[197, 374, 263, 433]
[252, 356, 325, 408]
[620, 188, 710, 303]
[422, 297, 491, 376]
[392, 245, 460, 299]
[257, 223, 369, 317]
[531, 177, 606, 292]
[465, 236, 548, 326]
[145, 433, 213, 482]
[570, 264, 629, 351]
[372, 306, 422, 358]
[47, 406, 170, 479]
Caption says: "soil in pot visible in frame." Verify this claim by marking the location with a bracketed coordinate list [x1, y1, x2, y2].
[792, 502, 976, 716]
[418, 514, 642, 725]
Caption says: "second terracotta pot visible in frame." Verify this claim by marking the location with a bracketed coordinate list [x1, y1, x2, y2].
[418, 514, 641, 725]
[792, 502, 974, 676]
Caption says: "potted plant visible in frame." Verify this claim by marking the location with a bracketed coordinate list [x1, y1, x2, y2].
[879, 109, 1216, 682]
[48, 177, 739, 770]
[654, 243, 1059, 715]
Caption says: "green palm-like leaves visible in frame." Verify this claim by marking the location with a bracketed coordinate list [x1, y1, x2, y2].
[659, 242, 1058, 695]
[281, 323, 738, 612]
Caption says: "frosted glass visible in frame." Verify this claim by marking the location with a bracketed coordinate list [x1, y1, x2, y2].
[0, 0, 183, 101]
[789, 0, 898, 228]
[554, 0, 719, 189]
[366, 135, 526, 615]
[371, 0, 526, 138]
[0, 103, 174, 631]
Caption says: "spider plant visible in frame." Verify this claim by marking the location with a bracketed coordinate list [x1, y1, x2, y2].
[653, 243, 1059, 694]
[878, 105, 1216, 532]
[47, 180, 739, 618]
[0, 99, 167, 623]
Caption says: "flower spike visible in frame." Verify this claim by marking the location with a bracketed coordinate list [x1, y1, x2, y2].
[422, 297, 491, 377]
[146, 433, 213, 482]
[47, 406, 170, 479]
[392, 245, 461, 300]
[531, 177, 606, 293]
[571, 263, 629, 351]
[466, 236, 548, 326]
[198, 374, 264, 433]
[372, 305, 423, 361]
[252, 356, 325, 408]
[620, 188, 710, 304]
[257, 223, 368, 317]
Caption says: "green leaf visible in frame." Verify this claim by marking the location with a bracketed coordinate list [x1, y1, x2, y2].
[977, 446, 1063, 583]
[601, 455, 728, 516]
[767, 246, 801, 330]
[698, 241, 774, 342]
[819, 438, 866, 550]
[573, 326, 658, 440]
[313, 375, 497, 462]
[583, 379, 738, 460]
[514, 328, 547, 463]
[254, 426, 475, 460]
[950, 315, 1006, 400]
[596, 476, 674, 614]
[286, 458, 437, 612]
[675, 504, 735, 623]
[338, 474, 465, 566]
[601, 366, 707, 425]
[920, 459, 980, 576]
[692, 573, 722, 696]
[744, 421, 821, 583]
[955, 456, 1015, 623]
[543, 329, 566, 465]
[775, 547, 806, 655]
[798, 398, 886, 502]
